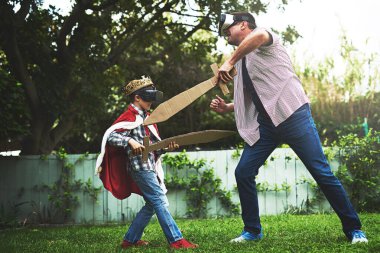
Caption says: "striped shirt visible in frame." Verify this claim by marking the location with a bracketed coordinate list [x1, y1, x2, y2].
[107, 104, 162, 171]
[233, 28, 310, 146]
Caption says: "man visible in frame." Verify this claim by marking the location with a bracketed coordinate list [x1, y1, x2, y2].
[96, 77, 198, 249]
[210, 12, 368, 244]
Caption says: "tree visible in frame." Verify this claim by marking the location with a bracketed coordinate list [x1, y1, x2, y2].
[294, 32, 380, 143]
[0, 0, 293, 154]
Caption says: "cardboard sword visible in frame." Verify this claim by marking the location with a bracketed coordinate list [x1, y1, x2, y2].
[142, 130, 235, 161]
[143, 63, 236, 126]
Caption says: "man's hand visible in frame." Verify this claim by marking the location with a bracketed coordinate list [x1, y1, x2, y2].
[210, 95, 228, 114]
[166, 141, 179, 152]
[128, 138, 145, 155]
[218, 60, 234, 83]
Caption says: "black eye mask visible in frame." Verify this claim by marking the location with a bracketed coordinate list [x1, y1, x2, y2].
[219, 13, 255, 36]
[136, 89, 163, 103]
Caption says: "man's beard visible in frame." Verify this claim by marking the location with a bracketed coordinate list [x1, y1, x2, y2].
[228, 37, 239, 46]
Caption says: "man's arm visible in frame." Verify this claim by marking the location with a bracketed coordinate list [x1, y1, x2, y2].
[228, 28, 271, 65]
[219, 28, 272, 83]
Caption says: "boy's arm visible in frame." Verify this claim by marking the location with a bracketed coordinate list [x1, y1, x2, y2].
[108, 130, 145, 156]
[149, 128, 178, 156]
[107, 130, 131, 148]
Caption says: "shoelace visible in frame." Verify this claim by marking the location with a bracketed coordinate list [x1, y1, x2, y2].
[353, 230, 366, 239]
[242, 230, 262, 240]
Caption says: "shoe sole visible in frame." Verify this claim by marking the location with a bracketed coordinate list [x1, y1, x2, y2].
[352, 239, 368, 244]
[230, 237, 263, 243]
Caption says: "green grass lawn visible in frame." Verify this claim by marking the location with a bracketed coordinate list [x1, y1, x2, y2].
[0, 214, 379, 252]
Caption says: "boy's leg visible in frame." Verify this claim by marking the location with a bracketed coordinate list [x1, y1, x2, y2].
[282, 105, 362, 235]
[131, 170, 183, 243]
[124, 202, 154, 243]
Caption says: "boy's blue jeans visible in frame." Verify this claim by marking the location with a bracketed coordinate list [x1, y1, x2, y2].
[236, 104, 361, 236]
[124, 170, 182, 243]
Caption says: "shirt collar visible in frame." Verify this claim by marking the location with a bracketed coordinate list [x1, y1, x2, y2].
[130, 103, 147, 118]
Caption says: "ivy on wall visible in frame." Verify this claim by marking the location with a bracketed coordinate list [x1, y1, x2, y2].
[4, 129, 377, 226]
[162, 151, 240, 218]
[33, 148, 101, 223]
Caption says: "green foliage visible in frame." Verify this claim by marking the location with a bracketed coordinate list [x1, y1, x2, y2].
[0, 54, 28, 148]
[162, 151, 239, 218]
[256, 181, 292, 193]
[231, 142, 244, 160]
[33, 148, 101, 223]
[162, 150, 206, 172]
[186, 169, 221, 218]
[283, 201, 314, 215]
[0, 202, 29, 228]
[291, 177, 328, 214]
[272, 25, 302, 45]
[333, 130, 380, 212]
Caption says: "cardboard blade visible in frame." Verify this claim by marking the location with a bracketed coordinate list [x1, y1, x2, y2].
[144, 63, 236, 126]
[143, 78, 215, 125]
[142, 130, 235, 161]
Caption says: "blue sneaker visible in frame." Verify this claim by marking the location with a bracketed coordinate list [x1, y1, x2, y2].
[230, 229, 263, 243]
[349, 230, 368, 244]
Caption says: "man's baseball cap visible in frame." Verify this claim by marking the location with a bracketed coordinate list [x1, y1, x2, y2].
[219, 12, 256, 36]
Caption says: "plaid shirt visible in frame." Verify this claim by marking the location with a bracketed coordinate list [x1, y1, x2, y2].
[107, 104, 162, 171]
[233, 28, 309, 146]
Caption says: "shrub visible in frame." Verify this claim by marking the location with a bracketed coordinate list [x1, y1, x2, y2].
[334, 130, 380, 212]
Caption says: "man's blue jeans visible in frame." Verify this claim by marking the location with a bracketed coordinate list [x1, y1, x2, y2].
[124, 170, 183, 243]
[235, 104, 361, 236]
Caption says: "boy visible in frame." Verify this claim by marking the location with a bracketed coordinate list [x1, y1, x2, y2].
[96, 77, 198, 249]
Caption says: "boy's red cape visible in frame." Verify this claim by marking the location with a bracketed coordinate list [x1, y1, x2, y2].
[99, 105, 159, 200]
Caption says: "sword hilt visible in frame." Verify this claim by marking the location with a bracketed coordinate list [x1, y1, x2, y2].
[210, 63, 237, 95]
[142, 136, 150, 162]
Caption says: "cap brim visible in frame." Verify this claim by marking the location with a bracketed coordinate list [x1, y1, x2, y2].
[219, 14, 234, 36]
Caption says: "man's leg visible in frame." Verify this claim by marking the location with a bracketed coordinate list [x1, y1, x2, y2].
[235, 117, 279, 235]
[281, 104, 362, 236]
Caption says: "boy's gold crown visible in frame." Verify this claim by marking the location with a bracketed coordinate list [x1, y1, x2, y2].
[124, 76, 153, 95]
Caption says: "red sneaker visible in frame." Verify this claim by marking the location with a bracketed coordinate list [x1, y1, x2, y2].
[121, 240, 149, 249]
[170, 238, 198, 249]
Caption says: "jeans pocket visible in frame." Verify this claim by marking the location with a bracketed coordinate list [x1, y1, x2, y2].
[282, 114, 313, 141]
[281, 113, 305, 131]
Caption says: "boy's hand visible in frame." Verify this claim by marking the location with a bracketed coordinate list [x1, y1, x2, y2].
[128, 139, 145, 155]
[166, 141, 179, 152]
